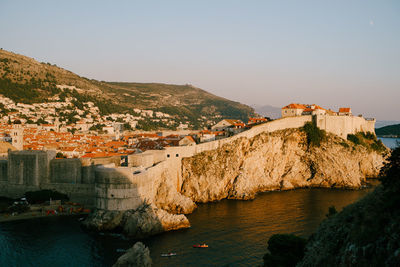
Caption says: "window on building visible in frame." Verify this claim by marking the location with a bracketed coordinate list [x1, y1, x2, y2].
[176, 154, 179, 157]
[167, 154, 170, 158]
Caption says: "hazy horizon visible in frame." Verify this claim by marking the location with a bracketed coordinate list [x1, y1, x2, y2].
[1, 1, 399, 120]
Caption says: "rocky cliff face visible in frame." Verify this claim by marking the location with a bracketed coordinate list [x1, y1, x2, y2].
[83, 203, 190, 239]
[297, 147, 400, 267]
[179, 129, 385, 203]
[84, 128, 386, 240]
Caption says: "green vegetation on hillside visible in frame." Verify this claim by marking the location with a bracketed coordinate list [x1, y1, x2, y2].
[297, 146, 400, 266]
[263, 234, 307, 267]
[0, 77, 60, 103]
[375, 123, 400, 137]
[263, 145, 400, 266]
[0, 49, 255, 129]
[301, 121, 326, 147]
[136, 119, 174, 131]
[347, 132, 386, 152]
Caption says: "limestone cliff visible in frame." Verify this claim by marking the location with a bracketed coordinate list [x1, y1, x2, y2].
[83, 203, 190, 239]
[152, 167, 196, 214]
[179, 129, 386, 203]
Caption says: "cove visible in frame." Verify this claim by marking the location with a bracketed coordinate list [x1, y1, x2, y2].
[0, 184, 377, 267]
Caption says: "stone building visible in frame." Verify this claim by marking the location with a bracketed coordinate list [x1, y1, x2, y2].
[11, 126, 23, 150]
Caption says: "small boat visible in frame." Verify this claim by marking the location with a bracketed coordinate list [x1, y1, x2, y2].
[161, 253, 177, 257]
[193, 244, 208, 248]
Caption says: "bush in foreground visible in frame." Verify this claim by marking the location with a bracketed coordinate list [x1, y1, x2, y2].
[297, 146, 400, 266]
[263, 234, 307, 267]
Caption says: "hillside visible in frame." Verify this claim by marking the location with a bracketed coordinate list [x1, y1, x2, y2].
[375, 123, 400, 137]
[298, 147, 400, 266]
[0, 49, 255, 129]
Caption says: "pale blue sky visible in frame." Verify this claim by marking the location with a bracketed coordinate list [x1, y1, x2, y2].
[0, 1, 399, 120]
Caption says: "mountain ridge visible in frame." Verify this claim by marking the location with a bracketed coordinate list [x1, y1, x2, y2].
[0, 49, 255, 129]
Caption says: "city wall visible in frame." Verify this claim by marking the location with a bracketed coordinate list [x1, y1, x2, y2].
[0, 115, 375, 210]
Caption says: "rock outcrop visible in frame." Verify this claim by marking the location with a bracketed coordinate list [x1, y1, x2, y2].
[112, 242, 152, 267]
[297, 147, 400, 267]
[152, 169, 197, 214]
[83, 203, 190, 238]
[180, 129, 386, 203]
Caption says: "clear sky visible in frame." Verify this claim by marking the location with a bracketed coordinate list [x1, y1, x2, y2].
[0, 1, 399, 120]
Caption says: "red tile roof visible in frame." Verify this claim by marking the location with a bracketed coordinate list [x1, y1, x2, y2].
[282, 103, 307, 109]
[339, 107, 351, 113]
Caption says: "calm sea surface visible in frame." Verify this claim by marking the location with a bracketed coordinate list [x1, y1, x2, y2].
[0, 185, 377, 267]
[378, 137, 400, 149]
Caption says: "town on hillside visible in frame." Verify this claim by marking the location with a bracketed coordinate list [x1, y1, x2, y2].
[0, 100, 363, 160]
[0, 91, 272, 159]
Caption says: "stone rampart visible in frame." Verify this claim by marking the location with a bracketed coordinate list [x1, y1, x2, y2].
[50, 158, 82, 184]
[0, 115, 376, 210]
[0, 160, 7, 181]
[315, 115, 375, 139]
[7, 150, 55, 186]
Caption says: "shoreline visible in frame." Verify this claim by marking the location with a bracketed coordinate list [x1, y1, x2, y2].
[0, 179, 380, 224]
[0, 202, 92, 223]
[0, 212, 88, 223]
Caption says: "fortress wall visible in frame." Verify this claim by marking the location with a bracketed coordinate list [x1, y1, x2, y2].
[80, 157, 121, 184]
[149, 150, 167, 164]
[365, 120, 376, 133]
[0, 160, 7, 181]
[81, 165, 95, 184]
[128, 153, 154, 168]
[41, 183, 95, 206]
[316, 115, 376, 139]
[128, 150, 166, 168]
[50, 158, 82, 184]
[92, 158, 183, 210]
[81, 156, 120, 167]
[165, 146, 196, 159]
[7, 151, 52, 186]
[0, 115, 377, 211]
[0, 182, 39, 198]
[191, 116, 313, 156]
[95, 167, 144, 210]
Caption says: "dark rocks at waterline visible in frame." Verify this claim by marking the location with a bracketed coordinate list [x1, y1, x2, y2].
[263, 234, 307, 267]
[82, 203, 190, 239]
[297, 147, 400, 267]
[112, 242, 152, 267]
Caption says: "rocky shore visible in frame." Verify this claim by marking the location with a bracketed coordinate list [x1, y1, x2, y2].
[296, 146, 400, 266]
[82, 203, 190, 239]
[112, 242, 152, 267]
[85, 128, 386, 242]
[179, 129, 386, 204]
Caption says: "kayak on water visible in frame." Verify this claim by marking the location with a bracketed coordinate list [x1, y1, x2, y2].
[161, 253, 177, 257]
[193, 244, 208, 248]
